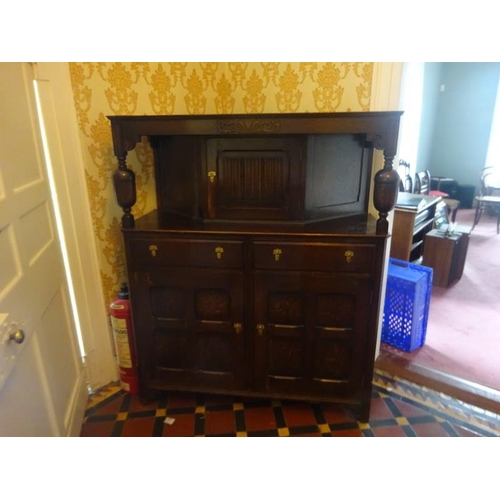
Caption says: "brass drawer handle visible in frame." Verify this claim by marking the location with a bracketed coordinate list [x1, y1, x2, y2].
[149, 244, 158, 257]
[273, 248, 282, 261]
[215, 246, 224, 259]
[208, 170, 217, 183]
[256, 324, 265, 336]
[234, 323, 242, 335]
[344, 250, 354, 263]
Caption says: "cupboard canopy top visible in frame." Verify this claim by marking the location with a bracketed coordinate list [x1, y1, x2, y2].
[108, 111, 403, 157]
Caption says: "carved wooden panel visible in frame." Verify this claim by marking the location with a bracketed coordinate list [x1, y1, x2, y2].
[150, 287, 185, 320]
[268, 292, 304, 325]
[216, 119, 281, 134]
[316, 293, 354, 329]
[313, 293, 356, 381]
[313, 340, 350, 379]
[195, 332, 232, 372]
[253, 271, 372, 396]
[267, 338, 302, 377]
[130, 267, 245, 390]
[206, 137, 304, 220]
[218, 153, 289, 208]
[195, 288, 230, 321]
[155, 329, 190, 370]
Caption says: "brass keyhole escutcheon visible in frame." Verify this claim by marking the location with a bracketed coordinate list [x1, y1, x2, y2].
[208, 170, 217, 183]
[215, 246, 224, 260]
[149, 244, 158, 257]
[256, 324, 265, 336]
[344, 250, 354, 263]
[233, 323, 242, 335]
[273, 248, 282, 261]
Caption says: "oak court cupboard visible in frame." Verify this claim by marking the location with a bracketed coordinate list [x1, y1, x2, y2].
[109, 112, 402, 422]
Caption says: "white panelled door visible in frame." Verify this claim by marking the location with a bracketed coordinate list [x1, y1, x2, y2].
[0, 63, 87, 436]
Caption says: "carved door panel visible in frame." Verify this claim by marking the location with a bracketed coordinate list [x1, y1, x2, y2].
[205, 137, 304, 221]
[131, 268, 245, 393]
[253, 271, 371, 397]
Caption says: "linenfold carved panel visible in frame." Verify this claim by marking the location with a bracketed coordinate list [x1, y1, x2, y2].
[218, 154, 288, 208]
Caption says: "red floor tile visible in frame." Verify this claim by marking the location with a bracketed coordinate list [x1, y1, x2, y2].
[320, 403, 356, 424]
[204, 410, 236, 435]
[80, 420, 115, 437]
[371, 425, 407, 437]
[121, 417, 156, 437]
[80, 375, 500, 438]
[92, 397, 123, 416]
[392, 399, 431, 417]
[162, 414, 195, 437]
[411, 422, 451, 437]
[244, 407, 276, 431]
[369, 397, 394, 420]
[331, 428, 363, 437]
[282, 403, 317, 427]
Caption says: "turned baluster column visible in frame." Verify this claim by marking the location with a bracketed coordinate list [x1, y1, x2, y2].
[373, 153, 400, 236]
[113, 153, 136, 228]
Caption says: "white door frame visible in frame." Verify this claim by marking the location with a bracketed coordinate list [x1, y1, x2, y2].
[34, 63, 117, 390]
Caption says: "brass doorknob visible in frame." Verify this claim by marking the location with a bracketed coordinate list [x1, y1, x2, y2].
[256, 324, 265, 336]
[9, 329, 25, 344]
[233, 323, 243, 334]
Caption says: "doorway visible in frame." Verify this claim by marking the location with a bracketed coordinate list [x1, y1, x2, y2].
[376, 62, 500, 413]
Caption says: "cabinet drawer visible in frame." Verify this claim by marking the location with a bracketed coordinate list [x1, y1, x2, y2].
[253, 242, 375, 273]
[129, 238, 243, 268]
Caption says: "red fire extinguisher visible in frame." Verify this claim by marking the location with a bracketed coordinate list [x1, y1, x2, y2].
[109, 282, 139, 394]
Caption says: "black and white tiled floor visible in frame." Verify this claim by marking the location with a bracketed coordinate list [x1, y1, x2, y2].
[80, 369, 500, 437]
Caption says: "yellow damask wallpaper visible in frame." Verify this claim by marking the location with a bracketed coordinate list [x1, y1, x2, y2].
[68, 62, 373, 306]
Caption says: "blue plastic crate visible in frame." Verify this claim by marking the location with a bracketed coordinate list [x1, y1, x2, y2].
[382, 258, 433, 352]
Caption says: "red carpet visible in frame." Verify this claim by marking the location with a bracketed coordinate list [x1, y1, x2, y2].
[381, 208, 500, 391]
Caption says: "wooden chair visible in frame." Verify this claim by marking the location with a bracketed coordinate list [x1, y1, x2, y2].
[399, 174, 413, 193]
[473, 167, 500, 234]
[414, 170, 430, 195]
[398, 159, 413, 192]
[414, 170, 460, 222]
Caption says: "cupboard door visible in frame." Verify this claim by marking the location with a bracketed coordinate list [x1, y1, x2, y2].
[205, 137, 305, 221]
[253, 271, 372, 397]
[131, 268, 246, 392]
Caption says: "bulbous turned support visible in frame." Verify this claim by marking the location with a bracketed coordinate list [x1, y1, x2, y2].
[373, 156, 400, 236]
[113, 154, 136, 228]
